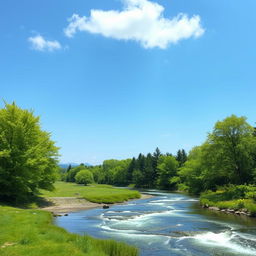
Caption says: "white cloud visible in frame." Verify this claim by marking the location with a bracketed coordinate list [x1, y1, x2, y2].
[28, 35, 62, 52]
[64, 0, 205, 49]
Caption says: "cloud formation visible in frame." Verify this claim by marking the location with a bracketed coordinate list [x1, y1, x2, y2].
[64, 0, 204, 49]
[28, 35, 62, 52]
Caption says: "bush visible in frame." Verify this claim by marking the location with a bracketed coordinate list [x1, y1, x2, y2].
[75, 170, 94, 185]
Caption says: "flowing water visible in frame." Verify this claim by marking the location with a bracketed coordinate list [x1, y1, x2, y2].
[55, 190, 256, 256]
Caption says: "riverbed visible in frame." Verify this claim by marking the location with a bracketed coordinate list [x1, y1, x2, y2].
[55, 190, 256, 256]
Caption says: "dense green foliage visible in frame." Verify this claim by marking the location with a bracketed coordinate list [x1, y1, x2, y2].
[58, 115, 256, 201]
[180, 115, 256, 194]
[0, 103, 59, 202]
[41, 182, 140, 204]
[200, 185, 256, 216]
[63, 148, 185, 190]
[0, 206, 139, 256]
[75, 170, 94, 185]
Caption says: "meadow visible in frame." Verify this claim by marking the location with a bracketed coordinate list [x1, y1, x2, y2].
[0, 205, 139, 256]
[40, 182, 141, 203]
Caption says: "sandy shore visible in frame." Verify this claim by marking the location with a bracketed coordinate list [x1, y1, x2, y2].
[42, 194, 153, 215]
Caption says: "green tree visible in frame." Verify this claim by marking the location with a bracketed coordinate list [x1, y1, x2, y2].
[152, 147, 161, 183]
[127, 157, 136, 184]
[179, 146, 205, 194]
[157, 155, 179, 190]
[176, 149, 187, 167]
[0, 103, 59, 202]
[132, 169, 144, 187]
[66, 164, 86, 182]
[180, 115, 256, 193]
[207, 115, 256, 185]
[75, 169, 94, 185]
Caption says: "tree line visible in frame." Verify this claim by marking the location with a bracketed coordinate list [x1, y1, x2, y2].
[63, 148, 187, 190]
[64, 115, 256, 194]
[1, 102, 256, 204]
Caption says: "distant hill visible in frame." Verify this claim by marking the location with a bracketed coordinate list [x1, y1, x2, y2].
[59, 163, 92, 169]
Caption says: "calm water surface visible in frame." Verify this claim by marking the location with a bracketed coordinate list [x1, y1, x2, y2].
[55, 190, 256, 256]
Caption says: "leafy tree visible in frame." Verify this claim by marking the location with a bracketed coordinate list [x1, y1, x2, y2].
[157, 155, 179, 190]
[75, 169, 94, 185]
[180, 115, 256, 193]
[66, 164, 87, 182]
[207, 115, 256, 184]
[90, 165, 105, 184]
[0, 103, 59, 202]
[179, 147, 205, 194]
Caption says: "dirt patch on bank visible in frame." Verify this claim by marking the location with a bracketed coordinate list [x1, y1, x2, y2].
[41, 193, 154, 215]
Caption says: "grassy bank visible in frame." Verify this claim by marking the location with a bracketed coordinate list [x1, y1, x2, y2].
[40, 182, 140, 203]
[0, 205, 138, 256]
[200, 185, 256, 216]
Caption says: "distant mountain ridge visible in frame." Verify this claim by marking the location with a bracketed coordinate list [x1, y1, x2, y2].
[59, 163, 92, 169]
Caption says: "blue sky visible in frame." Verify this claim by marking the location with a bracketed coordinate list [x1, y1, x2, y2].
[1, 0, 256, 164]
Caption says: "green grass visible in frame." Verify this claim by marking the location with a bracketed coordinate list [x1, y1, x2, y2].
[0, 205, 139, 256]
[200, 189, 256, 216]
[40, 182, 141, 204]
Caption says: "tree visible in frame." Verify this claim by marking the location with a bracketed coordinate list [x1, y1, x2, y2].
[207, 115, 256, 184]
[0, 103, 59, 202]
[179, 147, 205, 194]
[66, 164, 72, 172]
[127, 157, 136, 184]
[66, 164, 87, 182]
[176, 149, 187, 167]
[152, 147, 161, 183]
[157, 155, 179, 190]
[179, 115, 256, 193]
[75, 169, 94, 185]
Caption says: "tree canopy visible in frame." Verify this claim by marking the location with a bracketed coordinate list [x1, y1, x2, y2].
[0, 103, 59, 202]
[180, 115, 256, 193]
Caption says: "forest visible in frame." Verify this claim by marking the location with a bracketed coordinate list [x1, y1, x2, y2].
[62, 115, 256, 195]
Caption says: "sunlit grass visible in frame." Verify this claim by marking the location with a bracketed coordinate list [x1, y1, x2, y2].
[40, 182, 141, 203]
[0, 206, 139, 256]
[200, 189, 256, 216]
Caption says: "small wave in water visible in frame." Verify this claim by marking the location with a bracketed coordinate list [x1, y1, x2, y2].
[56, 190, 256, 256]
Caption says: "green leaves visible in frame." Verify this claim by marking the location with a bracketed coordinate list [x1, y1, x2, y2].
[0, 102, 59, 202]
[180, 115, 256, 194]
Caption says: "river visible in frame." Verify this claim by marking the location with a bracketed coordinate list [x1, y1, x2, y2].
[55, 190, 256, 256]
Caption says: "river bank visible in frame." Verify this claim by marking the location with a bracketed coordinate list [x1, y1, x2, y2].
[42, 194, 153, 215]
[0, 205, 139, 256]
[55, 190, 256, 256]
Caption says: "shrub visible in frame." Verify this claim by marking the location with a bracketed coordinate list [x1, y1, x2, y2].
[222, 184, 256, 200]
[75, 170, 94, 185]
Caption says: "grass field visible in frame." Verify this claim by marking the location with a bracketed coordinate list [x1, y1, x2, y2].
[0, 206, 139, 256]
[40, 182, 141, 203]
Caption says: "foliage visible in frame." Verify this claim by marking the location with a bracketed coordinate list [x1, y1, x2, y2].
[75, 170, 94, 185]
[157, 155, 179, 189]
[0, 206, 139, 256]
[40, 182, 140, 204]
[176, 149, 187, 167]
[207, 115, 256, 185]
[66, 164, 87, 182]
[200, 185, 256, 215]
[179, 147, 205, 194]
[180, 115, 256, 193]
[0, 103, 59, 202]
